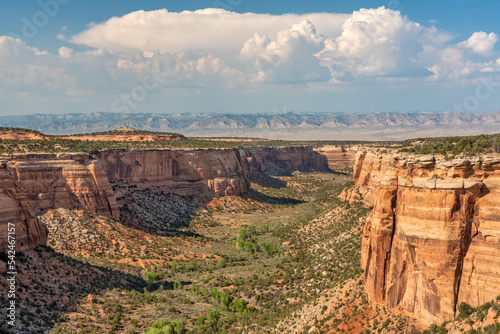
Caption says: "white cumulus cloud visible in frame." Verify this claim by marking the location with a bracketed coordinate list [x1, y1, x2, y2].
[240, 20, 331, 83]
[317, 7, 430, 78]
[457, 31, 498, 56]
[70, 9, 348, 59]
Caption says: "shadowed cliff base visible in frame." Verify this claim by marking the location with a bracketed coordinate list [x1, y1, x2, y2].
[115, 178, 305, 237]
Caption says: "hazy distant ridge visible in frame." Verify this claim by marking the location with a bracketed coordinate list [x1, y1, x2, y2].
[1, 111, 499, 140]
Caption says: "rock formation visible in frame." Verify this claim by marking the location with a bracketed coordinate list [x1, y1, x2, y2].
[313, 145, 356, 171]
[9, 153, 119, 219]
[0, 164, 48, 252]
[0, 146, 331, 254]
[96, 146, 329, 197]
[0, 153, 118, 253]
[345, 150, 500, 325]
[244, 146, 329, 176]
[96, 148, 251, 197]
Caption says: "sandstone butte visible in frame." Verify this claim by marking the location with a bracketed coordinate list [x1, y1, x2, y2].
[0, 146, 328, 253]
[341, 150, 500, 326]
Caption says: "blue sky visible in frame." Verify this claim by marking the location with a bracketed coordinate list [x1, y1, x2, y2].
[0, 0, 500, 116]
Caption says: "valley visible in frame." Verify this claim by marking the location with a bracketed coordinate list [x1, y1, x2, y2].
[0, 130, 499, 333]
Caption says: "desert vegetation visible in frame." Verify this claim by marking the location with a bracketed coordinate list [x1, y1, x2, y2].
[9, 170, 394, 333]
[398, 133, 500, 156]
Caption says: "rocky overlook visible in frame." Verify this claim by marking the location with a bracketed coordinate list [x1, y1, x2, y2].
[342, 150, 500, 325]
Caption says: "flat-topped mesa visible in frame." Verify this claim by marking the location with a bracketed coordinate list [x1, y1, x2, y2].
[96, 148, 251, 197]
[346, 150, 500, 326]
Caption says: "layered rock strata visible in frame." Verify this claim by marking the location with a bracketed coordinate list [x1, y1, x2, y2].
[0, 146, 330, 253]
[96, 148, 251, 197]
[313, 145, 356, 171]
[0, 153, 119, 252]
[96, 146, 329, 197]
[0, 166, 48, 252]
[346, 150, 500, 325]
[244, 146, 329, 176]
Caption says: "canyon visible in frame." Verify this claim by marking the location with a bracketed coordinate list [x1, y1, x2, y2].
[3, 141, 499, 330]
[344, 150, 500, 325]
[0, 146, 327, 253]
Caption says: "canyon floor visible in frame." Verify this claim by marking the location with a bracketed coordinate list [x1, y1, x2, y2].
[1, 171, 376, 333]
[2, 170, 499, 333]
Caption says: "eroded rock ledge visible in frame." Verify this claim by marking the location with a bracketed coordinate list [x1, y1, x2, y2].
[0, 153, 118, 252]
[342, 150, 500, 325]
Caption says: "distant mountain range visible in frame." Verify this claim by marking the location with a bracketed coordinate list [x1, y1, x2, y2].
[0, 111, 499, 141]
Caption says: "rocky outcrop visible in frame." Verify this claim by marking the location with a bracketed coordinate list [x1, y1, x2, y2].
[0, 146, 330, 253]
[244, 146, 329, 176]
[8, 153, 119, 219]
[313, 145, 356, 171]
[346, 150, 500, 325]
[96, 146, 329, 198]
[0, 153, 119, 253]
[96, 148, 251, 197]
[0, 165, 48, 252]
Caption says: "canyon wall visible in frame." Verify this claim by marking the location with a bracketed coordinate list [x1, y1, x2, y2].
[0, 165, 48, 252]
[244, 146, 329, 176]
[0, 153, 118, 252]
[313, 145, 357, 171]
[96, 148, 251, 197]
[0, 146, 331, 253]
[96, 146, 329, 197]
[346, 150, 500, 325]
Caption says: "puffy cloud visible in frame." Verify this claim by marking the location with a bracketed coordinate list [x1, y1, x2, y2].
[240, 20, 331, 83]
[70, 9, 348, 59]
[457, 31, 498, 56]
[112, 49, 245, 88]
[317, 7, 430, 78]
[1, 7, 499, 97]
[0, 37, 75, 92]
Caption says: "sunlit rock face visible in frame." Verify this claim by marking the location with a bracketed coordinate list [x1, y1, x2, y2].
[96, 149, 252, 197]
[346, 150, 500, 325]
[96, 146, 329, 197]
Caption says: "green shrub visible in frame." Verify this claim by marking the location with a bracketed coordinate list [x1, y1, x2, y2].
[457, 302, 475, 319]
[144, 319, 186, 334]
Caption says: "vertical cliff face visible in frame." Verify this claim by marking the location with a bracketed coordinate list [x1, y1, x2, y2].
[0, 153, 119, 253]
[348, 150, 500, 325]
[96, 146, 329, 197]
[313, 145, 356, 171]
[9, 154, 119, 219]
[244, 146, 329, 176]
[0, 165, 48, 252]
[96, 149, 251, 197]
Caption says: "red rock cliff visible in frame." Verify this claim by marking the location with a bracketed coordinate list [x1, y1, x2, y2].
[244, 146, 329, 176]
[8, 153, 119, 219]
[0, 164, 48, 252]
[0, 153, 119, 253]
[313, 145, 357, 171]
[96, 149, 251, 197]
[346, 150, 500, 325]
[96, 146, 329, 197]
